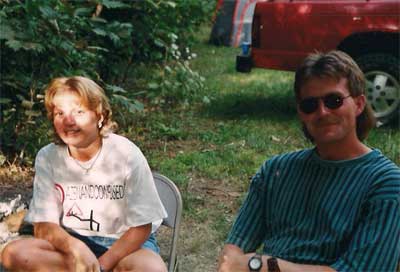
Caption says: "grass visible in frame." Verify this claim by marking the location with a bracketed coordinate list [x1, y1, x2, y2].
[117, 26, 399, 271]
[2, 24, 399, 271]
[141, 25, 400, 271]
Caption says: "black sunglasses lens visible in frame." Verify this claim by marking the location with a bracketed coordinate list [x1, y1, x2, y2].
[300, 98, 318, 114]
[324, 94, 343, 109]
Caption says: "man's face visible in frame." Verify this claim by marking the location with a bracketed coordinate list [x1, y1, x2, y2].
[297, 77, 366, 146]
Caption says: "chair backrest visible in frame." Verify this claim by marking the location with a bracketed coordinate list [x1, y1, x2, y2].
[153, 172, 182, 272]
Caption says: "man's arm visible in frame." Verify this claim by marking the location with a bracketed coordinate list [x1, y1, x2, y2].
[218, 244, 336, 272]
[34, 222, 100, 271]
[98, 223, 151, 271]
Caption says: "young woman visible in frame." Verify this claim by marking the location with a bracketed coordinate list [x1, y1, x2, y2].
[1, 76, 167, 272]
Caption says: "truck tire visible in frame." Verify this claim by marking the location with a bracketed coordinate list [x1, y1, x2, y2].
[355, 53, 400, 125]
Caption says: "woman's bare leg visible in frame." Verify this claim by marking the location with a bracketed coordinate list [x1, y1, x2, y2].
[1, 238, 68, 272]
[113, 248, 167, 272]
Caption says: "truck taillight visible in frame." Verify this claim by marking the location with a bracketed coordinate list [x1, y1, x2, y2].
[252, 14, 260, 48]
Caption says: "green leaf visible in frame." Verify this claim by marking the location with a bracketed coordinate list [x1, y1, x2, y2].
[87, 46, 109, 52]
[3, 80, 23, 90]
[130, 101, 144, 112]
[148, 83, 159, 90]
[74, 7, 93, 17]
[165, 1, 177, 8]
[116, 27, 132, 39]
[21, 100, 34, 109]
[112, 94, 129, 102]
[0, 24, 15, 40]
[164, 80, 172, 87]
[90, 17, 108, 24]
[49, 19, 60, 33]
[22, 42, 45, 52]
[0, 153, 6, 166]
[24, 110, 42, 117]
[107, 84, 127, 93]
[6, 39, 45, 52]
[16, 95, 25, 101]
[5, 40, 23, 51]
[202, 96, 211, 104]
[0, 98, 12, 104]
[108, 32, 120, 45]
[165, 65, 172, 73]
[168, 32, 178, 41]
[152, 52, 163, 60]
[39, 6, 58, 20]
[100, 0, 130, 9]
[154, 38, 165, 48]
[60, 41, 74, 51]
[93, 28, 107, 36]
[144, 0, 159, 9]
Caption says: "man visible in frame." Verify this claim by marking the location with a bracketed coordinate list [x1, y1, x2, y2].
[218, 50, 400, 272]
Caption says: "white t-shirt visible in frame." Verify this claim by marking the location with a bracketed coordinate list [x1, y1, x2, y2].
[25, 133, 167, 238]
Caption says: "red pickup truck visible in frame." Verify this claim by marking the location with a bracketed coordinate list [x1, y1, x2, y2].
[237, 0, 400, 124]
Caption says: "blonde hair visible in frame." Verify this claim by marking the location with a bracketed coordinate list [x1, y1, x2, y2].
[44, 76, 117, 144]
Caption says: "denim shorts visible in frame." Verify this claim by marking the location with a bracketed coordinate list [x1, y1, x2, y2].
[69, 231, 160, 258]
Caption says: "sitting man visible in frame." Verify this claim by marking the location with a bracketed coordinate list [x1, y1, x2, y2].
[218, 50, 400, 272]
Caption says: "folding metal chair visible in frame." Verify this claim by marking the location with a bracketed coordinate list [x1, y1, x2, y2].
[153, 172, 182, 272]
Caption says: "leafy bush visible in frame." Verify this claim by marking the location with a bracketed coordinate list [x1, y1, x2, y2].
[146, 33, 207, 106]
[0, 0, 137, 164]
[103, 0, 215, 62]
[0, 0, 216, 164]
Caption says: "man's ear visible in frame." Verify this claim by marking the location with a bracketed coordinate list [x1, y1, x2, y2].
[355, 94, 366, 116]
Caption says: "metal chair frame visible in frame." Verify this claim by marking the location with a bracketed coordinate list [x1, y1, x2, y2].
[153, 172, 182, 272]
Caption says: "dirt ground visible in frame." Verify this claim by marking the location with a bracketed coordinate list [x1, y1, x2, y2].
[0, 166, 239, 271]
[0, 166, 34, 204]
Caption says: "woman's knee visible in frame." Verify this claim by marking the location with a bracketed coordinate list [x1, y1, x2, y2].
[114, 262, 167, 272]
[137, 258, 167, 272]
[114, 249, 167, 272]
[1, 238, 54, 270]
[1, 240, 25, 269]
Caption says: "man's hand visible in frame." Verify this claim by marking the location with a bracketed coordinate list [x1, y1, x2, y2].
[218, 253, 250, 272]
[66, 237, 101, 272]
[218, 244, 250, 272]
[218, 244, 338, 272]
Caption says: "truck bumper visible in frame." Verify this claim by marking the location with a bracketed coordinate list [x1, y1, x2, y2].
[236, 55, 253, 73]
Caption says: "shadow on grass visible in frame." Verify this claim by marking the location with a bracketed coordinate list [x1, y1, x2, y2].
[381, 116, 399, 129]
[203, 91, 298, 122]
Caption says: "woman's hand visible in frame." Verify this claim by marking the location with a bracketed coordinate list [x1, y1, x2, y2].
[66, 237, 101, 272]
[34, 223, 100, 271]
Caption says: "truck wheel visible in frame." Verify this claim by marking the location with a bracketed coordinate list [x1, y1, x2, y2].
[356, 53, 400, 125]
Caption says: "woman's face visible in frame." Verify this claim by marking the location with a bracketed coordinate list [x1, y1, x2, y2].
[52, 89, 101, 149]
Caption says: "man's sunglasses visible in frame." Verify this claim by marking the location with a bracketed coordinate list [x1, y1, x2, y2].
[298, 93, 352, 114]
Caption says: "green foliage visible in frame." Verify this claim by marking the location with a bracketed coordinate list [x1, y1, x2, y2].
[146, 34, 207, 106]
[0, 0, 216, 164]
[118, 0, 215, 62]
[0, 0, 135, 163]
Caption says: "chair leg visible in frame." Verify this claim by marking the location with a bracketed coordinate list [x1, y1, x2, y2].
[173, 258, 179, 272]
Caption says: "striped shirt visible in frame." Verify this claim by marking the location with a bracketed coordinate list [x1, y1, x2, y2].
[226, 148, 400, 271]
